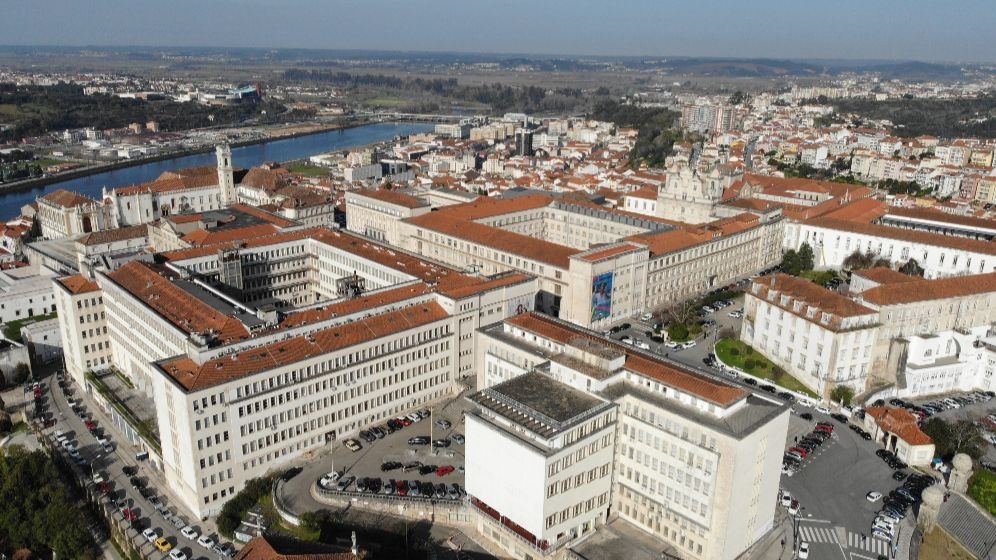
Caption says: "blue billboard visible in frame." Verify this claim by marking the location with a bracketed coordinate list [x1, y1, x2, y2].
[590, 272, 614, 322]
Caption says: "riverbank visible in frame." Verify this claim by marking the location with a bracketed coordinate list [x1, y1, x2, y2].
[0, 119, 367, 198]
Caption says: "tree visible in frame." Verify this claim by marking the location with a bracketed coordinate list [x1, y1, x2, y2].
[922, 418, 984, 460]
[667, 323, 689, 342]
[798, 243, 815, 271]
[771, 366, 786, 382]
[663, 301, 696, 329]
[830, 385, 855, 406]
[728, 90, 747, 105]
[12, 363, 30, 384]
[899, 259, 925, 277]
[0, 412, 12, 434]
[780, 250, 803, 276]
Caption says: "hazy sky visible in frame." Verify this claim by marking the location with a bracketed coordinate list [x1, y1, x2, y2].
[4, 0, 995, 62]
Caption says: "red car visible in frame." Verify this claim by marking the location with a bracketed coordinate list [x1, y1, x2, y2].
[395, 479, 408, 496]
[98, 481, 111, 494]
[436, 465, 455, 477]
[122, 508, 138, 522]
[84, 419, 97, 431]
[815, 423, 834, 433]
[33, 387, 43, 399]
[788, 447, 808, 459]
[397, 417, 413, 427]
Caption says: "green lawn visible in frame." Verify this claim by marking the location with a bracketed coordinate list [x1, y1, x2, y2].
[714, 338, 818, 397]
[968, 468, 996, 517]
[285, 161, 331, 178]
[799, 269, 839, 285]
[2, 312, 58, 342]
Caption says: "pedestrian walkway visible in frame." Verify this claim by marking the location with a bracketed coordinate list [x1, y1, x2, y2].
[798, 525, 839, 545]
[844, 531, 892, 556]
[938, 493, 996, 560]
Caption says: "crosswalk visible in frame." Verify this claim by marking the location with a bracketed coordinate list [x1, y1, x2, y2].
[797, 525, 894, 555]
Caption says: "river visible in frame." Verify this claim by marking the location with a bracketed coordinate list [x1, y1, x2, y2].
[0, 122, 432, 216]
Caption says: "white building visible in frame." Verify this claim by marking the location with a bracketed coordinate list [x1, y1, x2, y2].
[471, 312, 790, 560]
[466, 372, 616, 556]
[37, 189, 115, 239]
[0, 268, 58, 324]
[741, 274, 880, 396]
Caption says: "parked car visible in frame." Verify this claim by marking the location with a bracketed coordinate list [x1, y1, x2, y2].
[344, 439, 362, 452]
[408, 436, 430, 445]
[451, 433, 465, 444]
[155, 537, 172, 552]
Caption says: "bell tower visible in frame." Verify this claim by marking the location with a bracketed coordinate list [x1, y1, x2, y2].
[216, 144, 236, 206]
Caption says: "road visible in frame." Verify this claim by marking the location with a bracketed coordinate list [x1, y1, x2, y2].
[42, 372, 231, 560]
[780, 408, 917, 560]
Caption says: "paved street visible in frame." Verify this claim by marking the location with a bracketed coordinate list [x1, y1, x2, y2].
[780, 408, 916, 560]
[41, 372, 229, 560]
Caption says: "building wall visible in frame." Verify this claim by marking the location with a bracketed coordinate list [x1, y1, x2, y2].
[53, 282, 113, 386]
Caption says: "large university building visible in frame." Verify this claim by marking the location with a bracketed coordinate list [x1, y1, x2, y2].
[347, 190, 783, 329]
[55, 226, 537, 517]
[467, 312, 789, 560]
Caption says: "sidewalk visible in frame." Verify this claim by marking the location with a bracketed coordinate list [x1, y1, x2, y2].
[744, 510, 796, 560]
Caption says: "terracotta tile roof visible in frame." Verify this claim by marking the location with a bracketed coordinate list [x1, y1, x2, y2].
[239, 167, 290, 192]
[406, 213, 578, 268]
[57, 274, 100, 295]
[859, 271, 996, 306]
[436, 272, 534, 299]
[752, 274, 876, 329]
[806, 217, 996, 256]
[505, 312, 747, 407]
[277, 283, 432, 329]
[76, 225, 148, 246]
[229, 204, 299, 228]
[352, 188, 428, 209]
[40, 189, 97, 208]
[115, 168, 219, 196]
[182, 223, 280, 246]
[574, 243, 643, 263]
[743, 173, 872, 200]
[819, 198, 888, 223]
[628, 229, 712, 257]
[160, 301, 449, 391]
[235, 536, 356, 560]
[851, 267, 917, 286]
[865, 406, 933, 445]
[104, 261, 250, 344]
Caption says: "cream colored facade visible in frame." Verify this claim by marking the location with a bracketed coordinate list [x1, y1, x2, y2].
[344, 190, 430, 245]
[53, 276, 113, 385]
[657, 167, 729, 224]
[473, 314, 790, 560]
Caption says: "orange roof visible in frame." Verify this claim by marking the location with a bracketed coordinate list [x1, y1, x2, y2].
[240, 167, 290, 192]
[104, 261, 250, 344]
[752, 274, 876, 329]
[115, 168, 219, 196]
[159, 302, 449, 391]
[820, 198, 888, 223]
[229, 204, 298, 228]
[505, 312, 746, 407]
[353, 188, 428, 209]
[235, 536, 356, 560]
[182, 223, 279, 246]
[40, 189, 97, 208]
[57, 274, 100, 295]
[574, 243, 642, 263]
[628, 229, 711, 256]
[865, 406, 933, 445]
[76, 224, 148, 246]
[851, 267, 917, 286]
[860, 271, 996, 306]
[626, 187, 658, 201]
[406, 213, 578, 268]
[277, 283, 432, 329]
[887, 206, 996, 231]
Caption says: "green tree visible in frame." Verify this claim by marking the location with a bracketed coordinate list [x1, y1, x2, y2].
[667, 323, 689, 342]
[728, 90, 747, 105]
[830, 385, 855, 406]
[0, 412, 12, 434]
[780, 250, 803, 276]
[217, 475, 276, 537]
[798, 243, 815, 271]
[0, 447, 96, 559]
[771, 366, 786, 382]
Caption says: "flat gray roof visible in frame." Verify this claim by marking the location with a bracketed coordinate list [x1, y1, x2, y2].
[469, 371, 613, 438]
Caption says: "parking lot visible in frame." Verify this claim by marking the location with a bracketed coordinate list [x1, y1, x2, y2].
[41, 372, 234, 560]
[280, 388, 475, 514]
[780, 406, 921, 560]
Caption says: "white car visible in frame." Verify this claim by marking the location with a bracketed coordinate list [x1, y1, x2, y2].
[641, 313, 653, 322]
[788, 500, 800, 516]
[169, 550, 188, 560]
[866, 491, 883, 502]
[180, 526, 199, 540]
[798, 542, 810, 560]
[319, 471, 341, 488]
[781, 492, 792, 507]
[728, 310, 743, 318]
[93, 472, 105, 484]
[664, 340, 679, 348]
[636, 341, 650, 350]
[815, 406, 831, 414]
[142, 528, 158, 543]
[197, 535, 216, 549]
[682, 340, 697, 349]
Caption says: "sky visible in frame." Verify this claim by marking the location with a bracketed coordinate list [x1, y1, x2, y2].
[3, 0, 995, 63]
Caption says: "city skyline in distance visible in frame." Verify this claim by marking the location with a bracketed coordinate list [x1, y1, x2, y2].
[2, 0, 996, 64]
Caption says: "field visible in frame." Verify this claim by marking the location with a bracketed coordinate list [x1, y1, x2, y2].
[714, 338, 818, 397]
[285, 161, 331, 177]
[919, 527, 975, 560]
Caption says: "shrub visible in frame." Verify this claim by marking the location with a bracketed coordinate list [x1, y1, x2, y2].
[217, 475, 276, 537]
[728, 348, 740, 357]
[0, 413, 12, 434]
[744, 359, 757, 370]
[667, 323, 689, 342]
